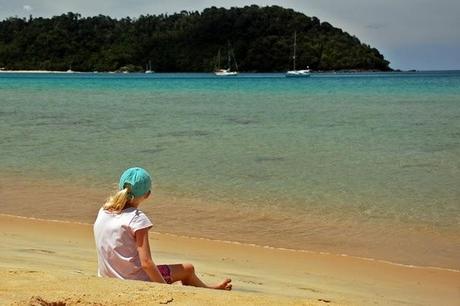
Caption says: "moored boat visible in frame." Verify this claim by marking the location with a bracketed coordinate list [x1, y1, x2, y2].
[214, 42, 239, 76]
[286, 31, 311, 78]
[286, 69, 311, 77]
[145, 60, 154, 74]
[215, 68, 238, 76]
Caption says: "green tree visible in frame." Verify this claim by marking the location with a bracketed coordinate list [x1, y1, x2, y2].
[0, 6, 391, 72]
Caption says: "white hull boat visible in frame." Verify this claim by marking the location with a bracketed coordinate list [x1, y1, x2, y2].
[286, 69, 311, 77]
[145, 60, 154, 74]
[215, 42, 239, 76]
[286, 31, 311, 78]
[215, 69, 238, 76]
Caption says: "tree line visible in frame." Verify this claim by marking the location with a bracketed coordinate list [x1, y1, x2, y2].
[0, 5, 391, 72]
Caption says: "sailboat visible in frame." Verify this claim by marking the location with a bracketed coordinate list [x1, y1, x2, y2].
[145, 60, 154, 74]
[286, 31, 311, 78]
[215, 42, 239, 76]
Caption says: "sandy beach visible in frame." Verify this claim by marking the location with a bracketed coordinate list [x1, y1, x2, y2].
[1, 214, 459, 305]
[0, 70, 81, 73]
[1, 1, 460, 303]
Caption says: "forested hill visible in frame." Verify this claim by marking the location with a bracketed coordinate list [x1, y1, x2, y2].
[0, 5, 391, 72]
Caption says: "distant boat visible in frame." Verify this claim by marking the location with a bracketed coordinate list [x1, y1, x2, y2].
[286, 31, 311, 78]
[286, 69, 311, 77]
[66, 65, 74, 73]
[215, 68, 238, 76]
[215, 42, 238, 76]
[145, 60, 154, 74]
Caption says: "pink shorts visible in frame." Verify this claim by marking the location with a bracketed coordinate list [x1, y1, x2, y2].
[157, 265, 173, 284]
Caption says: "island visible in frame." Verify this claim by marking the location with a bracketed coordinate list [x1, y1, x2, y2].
[0, 5, 391, 72]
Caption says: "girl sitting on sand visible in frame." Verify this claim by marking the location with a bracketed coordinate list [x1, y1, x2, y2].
[93, 167, 232, 290]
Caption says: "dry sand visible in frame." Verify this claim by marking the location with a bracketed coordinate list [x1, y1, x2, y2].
[0, 214, 459, 306]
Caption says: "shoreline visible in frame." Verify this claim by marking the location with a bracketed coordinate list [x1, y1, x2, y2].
[1, 213, 459, 305]
[1, 173, 459, 272]
[0, 69, 83, 73]
[3, 213, 459, 275]
[5, 69, 453, 74]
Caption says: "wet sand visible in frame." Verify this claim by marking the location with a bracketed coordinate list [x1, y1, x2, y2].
[2, 174, 460, 271]
[1, 214, 459, 305]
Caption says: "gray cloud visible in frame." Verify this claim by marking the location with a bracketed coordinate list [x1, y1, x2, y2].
[365, 23, 386, 30]
[0, 0, 458, 70]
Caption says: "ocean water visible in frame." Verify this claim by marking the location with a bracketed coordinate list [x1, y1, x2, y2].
[1, 71, 459, 269]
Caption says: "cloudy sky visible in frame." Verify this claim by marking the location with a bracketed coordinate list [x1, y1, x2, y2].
[1, 0, 459, 70]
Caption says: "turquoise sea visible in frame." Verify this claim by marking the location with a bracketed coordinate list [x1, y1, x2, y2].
[1, 71, 459, 269]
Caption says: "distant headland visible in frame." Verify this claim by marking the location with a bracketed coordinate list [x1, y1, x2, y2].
[0, 5, 391, 72]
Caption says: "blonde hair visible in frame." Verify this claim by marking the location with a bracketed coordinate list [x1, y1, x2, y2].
[103, 185, 133, 213]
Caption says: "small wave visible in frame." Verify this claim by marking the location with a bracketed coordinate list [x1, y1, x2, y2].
[156, 130, 210, 137]
[2, 213, 459, 274]
[255, 156, 285, 162]
[138, 148, 164, 154]
[226, 117, 258, 125]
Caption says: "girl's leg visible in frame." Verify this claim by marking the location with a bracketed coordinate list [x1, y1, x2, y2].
[168, 263, 232, 290]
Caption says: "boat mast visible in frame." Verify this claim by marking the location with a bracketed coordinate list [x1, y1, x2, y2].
[217, 48, 222, 70]
[227, 41, 232, 70]
[292, 31, 297, 71]
[232, 49, 239, 72]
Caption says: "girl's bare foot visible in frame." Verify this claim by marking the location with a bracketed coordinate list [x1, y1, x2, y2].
[211, 278, 232, 290]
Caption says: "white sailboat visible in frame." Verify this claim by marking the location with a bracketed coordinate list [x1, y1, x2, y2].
[215, 42, 238, 76]
[145, 60, 154, 74]
[66, 64, 74, 73]
[286, 31, 311, 78]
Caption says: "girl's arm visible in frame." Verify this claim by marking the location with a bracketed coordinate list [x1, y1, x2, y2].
[135, 228, 167, 283]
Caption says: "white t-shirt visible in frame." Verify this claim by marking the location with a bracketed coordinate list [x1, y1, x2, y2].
[93, 206, 153, 281]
